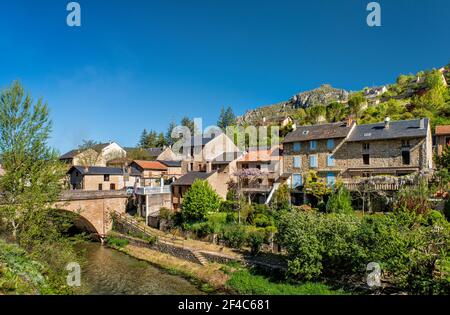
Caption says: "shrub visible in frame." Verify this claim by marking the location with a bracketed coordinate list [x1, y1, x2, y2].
[206, 212, 227, 234]
[219, 200, 237, 213]
[106, 236, 129, 248]
[326, 187, 353, 214]
[247, 228, 266, 255]
[181, 179, 221, 223]
[444, 199, 450, 221]
[253, 214, 274, 228]
[394, 180, 430, 215]
[222, 224, 248, 249]
[277, 211, 450, 294]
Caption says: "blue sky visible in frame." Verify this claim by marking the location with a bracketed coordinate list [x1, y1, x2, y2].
[0, 0, 449, 153]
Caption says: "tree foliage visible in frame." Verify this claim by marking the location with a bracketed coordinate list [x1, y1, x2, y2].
[181, 179, 221, 223]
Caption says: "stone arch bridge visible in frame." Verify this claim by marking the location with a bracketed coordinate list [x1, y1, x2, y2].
[55, 190, 129, 239]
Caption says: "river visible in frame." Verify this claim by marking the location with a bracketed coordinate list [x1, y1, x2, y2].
[76, 242, 204, 295]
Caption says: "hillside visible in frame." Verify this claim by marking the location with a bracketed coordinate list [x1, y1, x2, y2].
[237, 63, 450, 128]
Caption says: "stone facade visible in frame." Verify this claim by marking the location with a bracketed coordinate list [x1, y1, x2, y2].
[283, 119, 433, 189]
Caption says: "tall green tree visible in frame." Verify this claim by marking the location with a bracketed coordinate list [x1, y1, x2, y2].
[165, 121, 177, 146]
[348, 93, 366, 119]
[181, 116, 198, 135]
[217, 106, 236, 130]
[0, 81, 66, 243]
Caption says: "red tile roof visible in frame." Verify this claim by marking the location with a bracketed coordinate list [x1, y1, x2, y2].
[436, 125, 450, 135]
[132, 160, 168, 171]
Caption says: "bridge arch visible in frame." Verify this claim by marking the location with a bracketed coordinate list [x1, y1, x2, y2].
[54, 191, 129, 239]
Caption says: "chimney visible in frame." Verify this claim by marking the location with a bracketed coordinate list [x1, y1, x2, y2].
[419, 118, 425, 129]
[384, 117, 391, 129]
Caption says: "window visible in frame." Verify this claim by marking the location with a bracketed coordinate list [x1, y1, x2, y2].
[104, 174, 110, 182]
[293, 156, 302, 168]
[293, 142, 301, 152]
[326, 173, 336, 187]
[98, 184, 103, 191]
[363, 143, 370, 151]
[327, 139, 334, 150]
[292, 174, 302, 188]
[446, 137, 450, 146]
[242, 164, 249, 169]
[110, 183, 116, 190]
[310, 140, 317, 150]
[363, 154, 370, 165]
[310, 155, 318, 168]
[401, 140, 411, 148]
[402, 151, 411, 165]
[327, 154, 335, 167]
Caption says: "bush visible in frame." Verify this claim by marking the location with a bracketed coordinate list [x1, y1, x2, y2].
[219, 200, 237, 213]
[222, 224, 248, 249]
[326, 187, 353, 214]
[444, 199, 450, 221]
[394, 180, 430, 215]
[247, 228, 266, 255]
[277, 211, 450, 294]
[181, 179, 221, 223]
[106, 236, 129, 248]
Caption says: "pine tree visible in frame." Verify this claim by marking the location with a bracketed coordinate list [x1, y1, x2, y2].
[217, 106, 236, 130]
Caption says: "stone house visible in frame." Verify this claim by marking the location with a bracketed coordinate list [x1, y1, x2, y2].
[234, 146, 284, 204]
[180, 133, 239, 173]
[60, 142, 126, 167]
[171, 171, 229, 211]
[435, 125, 450, 156]
[67, 166, 141, 191]
[283, 118, 433, 204]
[129, 160, 169, 187]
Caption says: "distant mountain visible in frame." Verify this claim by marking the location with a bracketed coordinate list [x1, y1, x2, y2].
[237, 84, 349, 126]
[237, 63, 450, 127]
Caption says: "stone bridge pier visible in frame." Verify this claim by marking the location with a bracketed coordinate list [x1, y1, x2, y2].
[55, 190, 129, 241]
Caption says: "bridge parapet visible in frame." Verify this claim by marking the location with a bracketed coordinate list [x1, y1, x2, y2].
[59, 190, 128, 201]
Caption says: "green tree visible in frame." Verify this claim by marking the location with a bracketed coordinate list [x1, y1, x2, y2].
[0, 81, 66, 242]
[181, 116, 198, 135]
[78, 139, 99, 150]
[217, 106, 236, 130]
[155, 132, 167, 148]
[326, 102, 347, 122]
[348, 93, 366, 119]
[165, 121, 177, 146]
[326, 186, 353, 214]
[303, 171, 332, 205]
[139, 129, 158, 148]
[181, 179, 221, 222]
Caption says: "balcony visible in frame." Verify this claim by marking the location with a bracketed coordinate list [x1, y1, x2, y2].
[134, 185, 171, 195]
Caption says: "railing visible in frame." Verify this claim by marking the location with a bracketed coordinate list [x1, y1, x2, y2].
[134, 186, 171, 195]
[112, 211, 186, 246]
[342, 180, 416, 191]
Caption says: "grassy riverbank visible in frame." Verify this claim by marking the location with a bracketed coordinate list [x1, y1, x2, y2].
[108, 237, 347, 295]
[0, 239, 50, 295]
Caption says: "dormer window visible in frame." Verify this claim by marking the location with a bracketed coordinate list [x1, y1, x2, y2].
[302, 130, 309, 136]
[364, 133, 372, 137]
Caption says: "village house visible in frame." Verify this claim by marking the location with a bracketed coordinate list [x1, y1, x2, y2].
[129, 160, 169, 187]
[67, 166, 141, 191]
[363, 86, 387, 105]
[60, 141, 126, 167]
[283, 118, 433, 205]
[180, 133, 239, 173]
[157, 160, 183, 180]
[234, 146, 284, 204]
[170, 133, 241, 210]
[435, 125, 450, 156]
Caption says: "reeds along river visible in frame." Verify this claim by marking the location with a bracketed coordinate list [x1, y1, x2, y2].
[75, 242, 204, 295]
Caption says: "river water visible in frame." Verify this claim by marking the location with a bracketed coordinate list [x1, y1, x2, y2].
[76, 242, 204, 295]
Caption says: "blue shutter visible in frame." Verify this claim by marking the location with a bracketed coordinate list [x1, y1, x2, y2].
[327, 139, 334, 150]
[310, 155, 318, 168]
[293, 174, 302, 188]
[327, 173, 336, 186]
[310, 141, 317, 150]
[327, 154, 335, 167]
[294, 156, 301, 168]
[293, 142, 301, 152]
